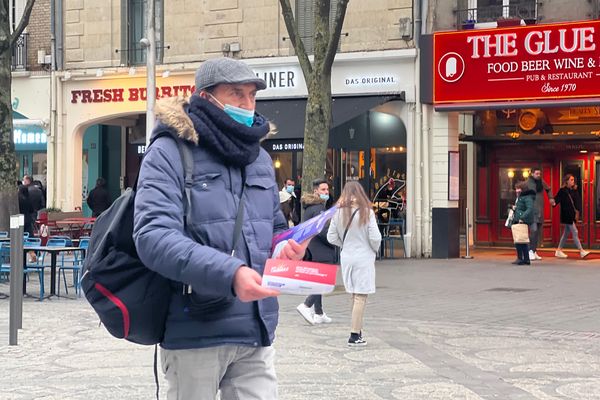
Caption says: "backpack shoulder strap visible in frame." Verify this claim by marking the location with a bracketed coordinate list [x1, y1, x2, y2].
[176, 141, 194, 226]
[146, 131, 195, 226]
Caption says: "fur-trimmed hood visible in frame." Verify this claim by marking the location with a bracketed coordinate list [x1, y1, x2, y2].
[153, 96, 277, 145]
[301, 193, 326, 208]
[154, 96, 198, 144]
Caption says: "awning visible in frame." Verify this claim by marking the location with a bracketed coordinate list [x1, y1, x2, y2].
[256, 94, 403, 140]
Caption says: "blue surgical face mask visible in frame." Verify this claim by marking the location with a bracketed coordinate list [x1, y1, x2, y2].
[207, 93, 255, 127]
[286, 185, 294, 194]
[319, 194, 330, 201]
[223, 104, 255, 127]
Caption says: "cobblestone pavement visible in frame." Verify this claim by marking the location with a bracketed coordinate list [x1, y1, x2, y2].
[1, 250, 599, 399]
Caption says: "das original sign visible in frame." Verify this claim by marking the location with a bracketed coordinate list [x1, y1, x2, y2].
[433, 20, 600, 104]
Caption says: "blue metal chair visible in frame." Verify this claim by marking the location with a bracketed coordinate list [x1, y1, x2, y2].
[58, 238, 89, 295]
[0, 242, 45, 300]
[0, 231, 8, 238]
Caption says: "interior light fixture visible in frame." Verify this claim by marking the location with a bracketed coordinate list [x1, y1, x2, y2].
[274, 159, 281, 169]
[507, 170, 515, 178]
[522, 170, 529, 178]
[580, 150, 588, 154]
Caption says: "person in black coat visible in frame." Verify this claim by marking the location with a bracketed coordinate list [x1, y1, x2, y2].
[23, 175, 44, 220]
[296, 178, 337, 325]
[553, 174, 590, 259]
[86, 177, 112, 217]
[18, 185, 34, 237]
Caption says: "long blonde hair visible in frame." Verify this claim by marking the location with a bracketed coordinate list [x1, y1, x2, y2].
[336, 181, 372, 226]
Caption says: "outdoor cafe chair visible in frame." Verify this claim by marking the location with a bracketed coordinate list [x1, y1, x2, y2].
[0, 231, 8, 238]
[0, 242, 45, 300]
[59, 238, 89, 296]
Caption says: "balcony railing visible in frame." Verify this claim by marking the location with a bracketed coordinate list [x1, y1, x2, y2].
[456, 2, 537, 28]
[11, 33, 28, 71]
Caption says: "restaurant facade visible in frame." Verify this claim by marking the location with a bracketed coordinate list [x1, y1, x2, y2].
[423, 19, 600, 251]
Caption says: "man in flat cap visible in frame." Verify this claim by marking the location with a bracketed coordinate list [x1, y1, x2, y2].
[134, 57, 307, 399]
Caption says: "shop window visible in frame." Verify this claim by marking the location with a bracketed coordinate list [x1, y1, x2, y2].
[499, 167, 530, 219]
[295, 0, 339, 55]
[124, 0, 164, 66]
[32, 153, 47, 184]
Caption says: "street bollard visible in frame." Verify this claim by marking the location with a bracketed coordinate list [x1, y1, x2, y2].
[9, 214, 25, 345]
[462, 207, 473, 259]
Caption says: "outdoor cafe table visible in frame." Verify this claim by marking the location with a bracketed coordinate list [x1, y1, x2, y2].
[24, 245, 86, 298]
[54, 217, 95, 238]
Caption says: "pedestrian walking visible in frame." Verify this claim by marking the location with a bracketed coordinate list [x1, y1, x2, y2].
[526, 167, 555, 260]
[510, 181, 535, 265]
[327, 181, 381, 347]
[86, 177, 112, 217]
[296, 178, 337, 325]
[133, 57, 307, 400]
[553, 174, 590, 259]
[279, 178, 297, 227]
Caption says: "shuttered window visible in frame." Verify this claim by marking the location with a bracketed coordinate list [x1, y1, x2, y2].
[127, 0, 164, 65]
[295, 0, 339, 55]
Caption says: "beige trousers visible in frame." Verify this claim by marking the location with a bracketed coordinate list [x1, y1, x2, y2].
[161, 345, 277, 400]
[350, 294, 368, 333]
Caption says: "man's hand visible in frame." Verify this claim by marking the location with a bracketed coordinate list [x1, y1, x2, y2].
[277, 239, 308, 260]
[549, 199, 556, 206]
[233, 266, 280, 302]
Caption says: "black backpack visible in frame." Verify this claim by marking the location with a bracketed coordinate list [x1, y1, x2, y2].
[81, 132, 194, 345]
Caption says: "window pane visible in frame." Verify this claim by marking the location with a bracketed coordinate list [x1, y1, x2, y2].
[499, 167, 529, 219]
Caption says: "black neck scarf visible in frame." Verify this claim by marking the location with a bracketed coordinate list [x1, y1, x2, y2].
[187, 95, 269, 167]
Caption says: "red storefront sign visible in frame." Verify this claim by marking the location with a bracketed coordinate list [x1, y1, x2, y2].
[433, 20, 600, 105]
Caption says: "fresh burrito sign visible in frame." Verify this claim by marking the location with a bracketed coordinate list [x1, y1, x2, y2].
[433, 20, 600, 104]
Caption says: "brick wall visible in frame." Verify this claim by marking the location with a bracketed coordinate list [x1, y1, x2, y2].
[26, 0, 52, 72]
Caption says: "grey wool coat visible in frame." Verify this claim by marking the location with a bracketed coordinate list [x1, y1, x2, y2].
[327, 207, 382, 294]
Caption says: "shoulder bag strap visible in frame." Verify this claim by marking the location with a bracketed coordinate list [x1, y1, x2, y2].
[342, 208, 360, 247]
[231, 168, 246, 257]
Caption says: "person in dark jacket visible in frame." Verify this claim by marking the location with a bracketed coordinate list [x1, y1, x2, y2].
[132, 57, 307, 400]
[553, 174, 590, 259]
[526, 167, 555, 261]
[18, 185, 34, 237]
[86, 177, 112, 217]
[22, 175, 44, 221]
[511, 181, 535, 265]
[296, 178, 337, 325]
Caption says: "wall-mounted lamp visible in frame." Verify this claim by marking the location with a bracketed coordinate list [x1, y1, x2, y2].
[95, 69, 104, 77]
[349, 128, 355, 140]
[128, 67, 136, 76]
[522, 170, 530, 178]
[64, 71, 72, 80]
[162, 70, 170, 78]
[507, 170, 515, 178]
[274, 159, 281, 169]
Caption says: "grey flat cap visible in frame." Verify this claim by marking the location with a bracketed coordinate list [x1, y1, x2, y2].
[195, 57, 267, 91]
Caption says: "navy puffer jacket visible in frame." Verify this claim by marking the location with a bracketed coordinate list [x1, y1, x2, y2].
[133, 96, 287, 350]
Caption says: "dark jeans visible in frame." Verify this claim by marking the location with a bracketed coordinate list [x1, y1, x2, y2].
[515, 243, 530, 263]
[304, 295, 323, 315]
[528, 222, 541, 252]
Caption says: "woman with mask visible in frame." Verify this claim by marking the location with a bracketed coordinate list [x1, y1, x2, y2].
[553, 174, 590, 259]
[296, 178, 337, 325]
[327, 181, 381, 346]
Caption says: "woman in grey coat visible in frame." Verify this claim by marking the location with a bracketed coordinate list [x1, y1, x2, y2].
[327, 181, 381, 346]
